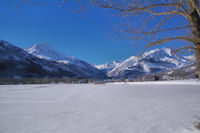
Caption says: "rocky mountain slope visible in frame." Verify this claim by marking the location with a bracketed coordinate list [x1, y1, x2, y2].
[25, 43, 107, 79]
[94, 61, 120, 73]
[0, 40, 107, 79]
[106, 48, 194, 78]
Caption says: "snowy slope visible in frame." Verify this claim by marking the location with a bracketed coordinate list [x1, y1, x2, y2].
[94, 61, 120, 73]
[25, 43, 76, 61]
[109, 48, 194, 78]
[0, 81, 200, 133]
[0, 40, 106, 79]
[25, 44, 107, 79]
[158, 63, 197, 79]
[0, 40, 78, 78]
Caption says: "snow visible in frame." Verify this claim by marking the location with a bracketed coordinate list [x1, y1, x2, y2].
[25, 43, 106, 78]
[184, 55, 196, 62]
[94, 61, 121, 73]
[143, 47, 172, 58]
[108, 47, 194, 78]
[0, 80, 200, 133]
[25, 43, 78, 64]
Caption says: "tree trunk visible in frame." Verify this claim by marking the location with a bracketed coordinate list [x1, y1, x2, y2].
[191, 25, 200, 79]
[194, 44, 200, 79]
[187, 0, 200, 79]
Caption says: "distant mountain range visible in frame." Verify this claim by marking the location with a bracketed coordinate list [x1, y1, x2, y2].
[0, 40, 196, 79]
[0, 40, 107, 79]
[94, 61, 120, 73]
[94, 48, 195, 78]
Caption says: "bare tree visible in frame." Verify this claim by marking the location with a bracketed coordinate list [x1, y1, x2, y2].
[91, 0, 200, 79]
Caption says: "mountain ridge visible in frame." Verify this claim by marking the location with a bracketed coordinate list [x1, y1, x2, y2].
[25, 43, 107, 79]
[93, 61, 121, 73]
[95, 47, 195, 78]
[0, 40, 195, 79]
[0, 40, 107, 79]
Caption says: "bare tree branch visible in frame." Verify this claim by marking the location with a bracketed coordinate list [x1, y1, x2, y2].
[173, 46, 195, 54]
[92, 1, 191, 20]
[145, 36, 194, 47]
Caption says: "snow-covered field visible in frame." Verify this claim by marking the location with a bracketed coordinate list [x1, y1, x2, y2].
[0, 80, 200, 133]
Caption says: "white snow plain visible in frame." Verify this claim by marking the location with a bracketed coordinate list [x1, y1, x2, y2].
[0, 80, 200, 133]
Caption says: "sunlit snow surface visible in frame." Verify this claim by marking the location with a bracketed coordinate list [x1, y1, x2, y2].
[0, 80, 200, 133]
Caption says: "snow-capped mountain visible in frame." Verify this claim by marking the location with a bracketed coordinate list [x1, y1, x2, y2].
[94, 61, 120, 73]
[25, 43, 76, 61]
[1, 40, 195, 79]
[108, 48, 194, 78]
[0, 40, 77, 78]
[25, 43, 107, 79]
[184, 55, 196, 62]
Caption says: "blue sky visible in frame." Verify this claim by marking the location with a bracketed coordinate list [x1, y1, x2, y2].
[0, 1, 188, 64]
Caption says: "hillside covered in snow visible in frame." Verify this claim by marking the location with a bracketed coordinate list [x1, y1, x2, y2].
[25, 43, 107, 79]
[94, 61, 120, 73]
[0, 39, 196, 79]
[104, 48, 195, 78]
[0, 40, 107, 79]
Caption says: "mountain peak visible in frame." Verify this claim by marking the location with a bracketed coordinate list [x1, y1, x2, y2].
[31, 43, 54, 51]
[143, 47, 172, 59]
[26, 43, 58, 55]
[94, 60, 121, 73]
[25, 43, 74, 61]
[107, 47, 194, 78]
[25, 43, 107, 78]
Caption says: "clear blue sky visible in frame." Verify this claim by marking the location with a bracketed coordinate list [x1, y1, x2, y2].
[0, 1, 188, 64]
